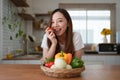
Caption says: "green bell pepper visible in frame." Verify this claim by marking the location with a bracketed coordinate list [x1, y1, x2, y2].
[70, 57, 84, 68]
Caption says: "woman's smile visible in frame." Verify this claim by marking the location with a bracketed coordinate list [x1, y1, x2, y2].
[54, 28, 62, 35]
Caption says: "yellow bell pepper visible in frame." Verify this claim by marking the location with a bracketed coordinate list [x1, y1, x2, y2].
[55, 51, 72, 64]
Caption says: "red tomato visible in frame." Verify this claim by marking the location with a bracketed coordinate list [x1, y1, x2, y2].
[48, 27, 54, 34]
[48, 27, 54, 31]
[45, 62, 54, 68]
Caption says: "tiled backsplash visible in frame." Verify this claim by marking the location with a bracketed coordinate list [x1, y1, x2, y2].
[2, 0, 26, 58]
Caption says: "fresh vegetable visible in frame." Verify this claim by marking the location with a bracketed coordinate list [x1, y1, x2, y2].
[43, 57, 54, 68]
[48, 27, 54, 31]
[50, 58, 73, 69]
[55, 51, 72, 64]
[44, 57, 54, 64]
[48, 27, 54, 34]
[66, 53, 72, 64]
[66, 64, 72, 69]
[70, 57, 84, 68]
[50, 65, 57, 69]
[54, 58, 67, 69]
[45, 62, 54, 68]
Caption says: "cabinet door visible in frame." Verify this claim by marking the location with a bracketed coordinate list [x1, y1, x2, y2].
[14, 60, 28, 64]
[82, 56, 104, 65]
[0, 59, 2, 64]
[104, 56, 120, 65]
[28, 60, 41, 64]
[33, 20, 40, 29]
[115, 56, 120, 65]
[2, 60, 15, 64]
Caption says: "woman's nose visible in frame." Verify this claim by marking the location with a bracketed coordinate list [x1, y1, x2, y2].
[53, 22, 58, 27]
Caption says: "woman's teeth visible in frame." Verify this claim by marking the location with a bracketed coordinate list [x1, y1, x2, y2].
[55, 29, 61, 33]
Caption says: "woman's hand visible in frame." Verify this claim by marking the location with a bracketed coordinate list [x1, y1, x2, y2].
[45, 27, 57, 45]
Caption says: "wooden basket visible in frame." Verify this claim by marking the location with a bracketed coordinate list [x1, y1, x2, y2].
[40, 65, 85, 78]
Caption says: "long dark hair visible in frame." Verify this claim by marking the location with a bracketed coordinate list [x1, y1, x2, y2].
[47, 8, 75, 54]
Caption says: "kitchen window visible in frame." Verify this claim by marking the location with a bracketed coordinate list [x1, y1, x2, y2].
[59, 3, 116, 44]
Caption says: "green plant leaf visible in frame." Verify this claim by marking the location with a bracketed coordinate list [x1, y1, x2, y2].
[8, 23, 13, 30]
[16, 33, 19, 38]
[2, 16, 7, 21]
[23, 33, 26, 39]
[18, 29, 23, 36]
[10, 36, 13, 40]
[2, 17, 7, 25]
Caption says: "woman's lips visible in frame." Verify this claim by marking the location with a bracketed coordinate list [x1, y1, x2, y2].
[54, 29, 61, 34]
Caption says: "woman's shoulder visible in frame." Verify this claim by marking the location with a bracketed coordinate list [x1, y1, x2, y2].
[73, 32, 83, 41]
[73, 32, 84, 50]
[73, 32, 81, 37]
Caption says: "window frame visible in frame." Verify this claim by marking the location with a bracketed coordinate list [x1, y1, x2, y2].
[59, 3, 116, 43]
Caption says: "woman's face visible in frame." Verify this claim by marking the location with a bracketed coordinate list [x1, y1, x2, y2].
[51, 12, 68, 36]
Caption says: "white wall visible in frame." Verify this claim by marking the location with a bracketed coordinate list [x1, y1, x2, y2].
[0, 0, 3, 62]
[27, 0, 120, 33]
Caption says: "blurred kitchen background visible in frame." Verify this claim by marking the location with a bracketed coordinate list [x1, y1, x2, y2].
[0, 0, 120, 64]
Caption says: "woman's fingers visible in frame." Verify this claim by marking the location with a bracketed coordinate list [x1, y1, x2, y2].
[45, 27, 50, 32]
[45, 27, 56, 39]
[49, 32, 55, 38]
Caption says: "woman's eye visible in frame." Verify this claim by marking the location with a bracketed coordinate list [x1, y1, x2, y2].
[59, 20, 63, 22]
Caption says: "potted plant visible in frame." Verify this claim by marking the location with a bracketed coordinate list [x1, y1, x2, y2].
[101, 28, 111, 43]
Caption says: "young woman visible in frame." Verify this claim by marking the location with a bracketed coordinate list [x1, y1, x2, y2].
[40, 8, 84, 62]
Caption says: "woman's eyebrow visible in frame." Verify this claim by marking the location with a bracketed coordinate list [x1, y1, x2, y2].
[52, 17, 63, 20]
[58, 17, 63, 19]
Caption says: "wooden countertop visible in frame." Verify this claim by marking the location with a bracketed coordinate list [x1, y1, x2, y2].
[0, 64, 120, 80]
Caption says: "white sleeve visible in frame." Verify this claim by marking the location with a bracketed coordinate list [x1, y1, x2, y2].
[73, 32, 84, 51]
[41, 34, 48, 49]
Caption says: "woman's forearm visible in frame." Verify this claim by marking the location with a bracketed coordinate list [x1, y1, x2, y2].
[47, 44, 57, 58]
[42, 43, 57, 58]
[74, 49, 83, 58]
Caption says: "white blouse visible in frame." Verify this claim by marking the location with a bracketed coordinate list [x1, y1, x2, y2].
[41, 32, 84, 51]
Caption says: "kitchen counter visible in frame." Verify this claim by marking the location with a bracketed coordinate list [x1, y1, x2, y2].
[2, 54, 120, 60]
[0, 64, 120, 80]
[2, 54, 42, 60]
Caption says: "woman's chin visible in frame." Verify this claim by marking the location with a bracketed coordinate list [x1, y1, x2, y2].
[56, 33, 61, 36]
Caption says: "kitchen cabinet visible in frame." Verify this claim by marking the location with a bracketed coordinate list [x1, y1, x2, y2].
[28, 60, 41, 64]
[2, 60, 41, 64]
[11, 0, 35, 21]
[2, 60, 28, 64]
[11, 0, 29, 7]
[82, 55, 120, 65]
[14, 60, 28, 64]
[33, 13, 50, 29]
[18, 13, 35, 20]
[82, 56, 104, 65]
[2, 60, 15, 64]
[2, 55, 120, 65]
[35, 13, 50, 17]
[33, 20, 41, 30]
[0, 60, 2, 64]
